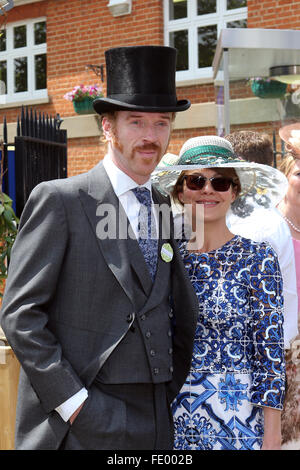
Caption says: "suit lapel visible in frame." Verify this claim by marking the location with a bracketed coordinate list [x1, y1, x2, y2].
[129, 184, 173, 298]
[78, 161, 152, 301]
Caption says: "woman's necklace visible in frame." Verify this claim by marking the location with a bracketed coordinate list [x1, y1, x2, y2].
[283, 215, 300, 233]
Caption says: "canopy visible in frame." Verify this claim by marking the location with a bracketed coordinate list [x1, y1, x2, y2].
[212, 28, 300, 134]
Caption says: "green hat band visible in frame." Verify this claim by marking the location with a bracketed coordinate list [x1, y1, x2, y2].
[178, 145, 243, 165]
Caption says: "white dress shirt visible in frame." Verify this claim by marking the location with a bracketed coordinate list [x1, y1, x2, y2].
[103, 154, 155, 239]
[55, 155, 155, 422]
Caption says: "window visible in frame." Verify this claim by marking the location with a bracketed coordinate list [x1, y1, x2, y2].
[0, 18, 47, 104]
[164, 0, 247, 82]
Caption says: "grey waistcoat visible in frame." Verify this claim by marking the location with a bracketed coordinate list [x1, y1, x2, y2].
[97, 237, 173, 384]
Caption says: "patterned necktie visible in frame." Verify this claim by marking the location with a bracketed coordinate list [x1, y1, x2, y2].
[131, 187, 158, 282]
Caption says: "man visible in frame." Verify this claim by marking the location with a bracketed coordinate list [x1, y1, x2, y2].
[0, 46, 198, 450]
[226, 130, 298, 349]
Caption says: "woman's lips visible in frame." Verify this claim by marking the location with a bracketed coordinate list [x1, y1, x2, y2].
[197, 200, 219, 206]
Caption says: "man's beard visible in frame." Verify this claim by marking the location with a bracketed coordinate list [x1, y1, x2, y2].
[133, 142, 162, 158]
[113, 135, 163, 163]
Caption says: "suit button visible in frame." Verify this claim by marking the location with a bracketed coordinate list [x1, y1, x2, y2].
[167, 330, 172, 337]
[140, 314, 146, 321]
[150, 349, 156, 357]
[169, 310, 174, 318]
[126, 313, 133, 323]
[168, 347, 173, 355]
[153, 368, 159, 375]
[169, 366, 174, 373]
[145, 331, 151, 339]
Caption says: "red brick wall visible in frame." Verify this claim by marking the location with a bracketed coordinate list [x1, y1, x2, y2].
[247, 0, 300, 28]
[67, 136, 105, 176]
[2, 0, 164, 120]
[46, 0, 164, 117]
[4, 0, 47, 21]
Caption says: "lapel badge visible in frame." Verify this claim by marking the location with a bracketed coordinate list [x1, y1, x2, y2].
[161, 243, 173, 263]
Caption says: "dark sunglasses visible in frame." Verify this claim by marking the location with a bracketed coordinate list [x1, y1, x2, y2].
[184, 174, 234, 192]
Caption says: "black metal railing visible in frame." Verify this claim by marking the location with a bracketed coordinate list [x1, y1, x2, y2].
[12, 107, 67, 216]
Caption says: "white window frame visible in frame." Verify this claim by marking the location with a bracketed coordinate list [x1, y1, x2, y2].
[0, 17, 47, 105]
[164, 0, 247, 83]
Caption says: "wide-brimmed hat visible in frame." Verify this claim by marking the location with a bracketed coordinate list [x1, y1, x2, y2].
[93, 46, 190, 114]
[279, 122, 300, 158]
[152, 135, 288, 218]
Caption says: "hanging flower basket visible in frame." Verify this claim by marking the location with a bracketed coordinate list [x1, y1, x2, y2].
[73, 97, 96, 115]
[63, 84, 103, 115]
[250, 78, 287, 99]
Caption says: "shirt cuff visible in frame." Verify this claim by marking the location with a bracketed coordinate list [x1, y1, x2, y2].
[55, 387, 88, 422]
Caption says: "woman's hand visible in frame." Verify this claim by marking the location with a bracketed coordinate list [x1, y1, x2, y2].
[261, 438, 281, 450]
[261, 407, 282, 450]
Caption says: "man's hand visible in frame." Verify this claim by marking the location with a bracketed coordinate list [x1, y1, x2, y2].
[69, 401, 85, 425]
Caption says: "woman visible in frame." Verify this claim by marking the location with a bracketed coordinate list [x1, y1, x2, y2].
[277, 130, 300, 449]
[152, 136, 286, 450]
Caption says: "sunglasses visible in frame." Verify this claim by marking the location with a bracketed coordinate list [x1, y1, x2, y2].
[184, 174, 234, 192]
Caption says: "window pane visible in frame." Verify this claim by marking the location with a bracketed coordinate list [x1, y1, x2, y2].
[227, 0, 247, 9]
[197, 0, 216, 15]
[0, 61, 7, 95]
[34, 21, 46, 45]
[14, 25, 26, 48]
[198, 25, 217, 68]
[0, 29, 6, 52]
[35, 53, 46, 89]
[227, 19, 247, 28]
[169, 0, 187, 20]
[14, 57, 27, 92]
[169, 30, 188, 71]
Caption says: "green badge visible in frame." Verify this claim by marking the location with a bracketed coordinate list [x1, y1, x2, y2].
[161, 243, 174, 262]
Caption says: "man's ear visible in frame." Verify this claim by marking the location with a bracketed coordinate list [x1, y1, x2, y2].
[102, 117, 113, 141]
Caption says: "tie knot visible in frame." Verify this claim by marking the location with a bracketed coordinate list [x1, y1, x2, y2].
[132, 187, 152, 208]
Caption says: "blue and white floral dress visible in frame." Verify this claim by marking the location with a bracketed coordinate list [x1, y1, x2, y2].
[172, 235, 285, 450]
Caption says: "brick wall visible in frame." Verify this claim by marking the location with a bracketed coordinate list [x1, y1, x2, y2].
[247, 0, 300, 28]
[2, 0, 164, 120]
[46, 0, 164, 117]
[67, 136, 105, 176]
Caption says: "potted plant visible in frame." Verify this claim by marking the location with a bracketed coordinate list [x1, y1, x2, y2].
[249, 77, 287, 99]
[64, 84, 103, 114]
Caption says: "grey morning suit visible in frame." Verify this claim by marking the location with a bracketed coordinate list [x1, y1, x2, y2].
[0, 161, 197, 450]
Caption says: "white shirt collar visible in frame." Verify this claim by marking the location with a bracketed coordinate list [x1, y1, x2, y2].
[103, 154, 152, 197]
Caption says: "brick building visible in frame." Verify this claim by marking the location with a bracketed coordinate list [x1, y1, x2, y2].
[1, 0, 300, 177]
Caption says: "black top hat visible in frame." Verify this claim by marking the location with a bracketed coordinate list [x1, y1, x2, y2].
[93, 46, 190, 114]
